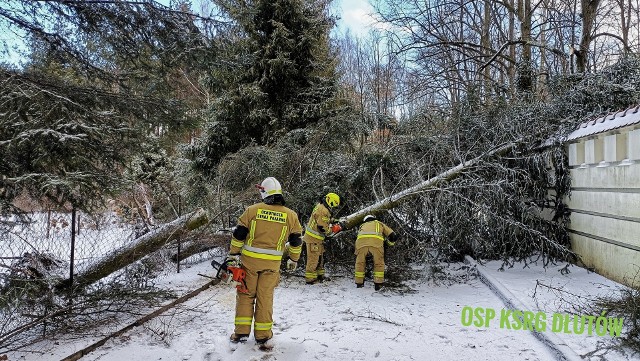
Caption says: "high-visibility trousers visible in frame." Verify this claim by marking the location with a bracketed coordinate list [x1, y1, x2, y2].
[304, 239, 325, 282]
[354, 245, 384, 284]
[233, 264, 280, 341]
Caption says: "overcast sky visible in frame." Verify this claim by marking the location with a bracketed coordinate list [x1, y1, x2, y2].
[333, 0, 376, 37]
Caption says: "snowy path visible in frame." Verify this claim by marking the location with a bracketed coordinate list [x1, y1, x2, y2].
[16, 260, 561, 361]
[480, 259, 633, 361]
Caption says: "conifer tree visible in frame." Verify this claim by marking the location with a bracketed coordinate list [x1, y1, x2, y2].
[188, 0, 338, 176]
[0, 1, 208, 212]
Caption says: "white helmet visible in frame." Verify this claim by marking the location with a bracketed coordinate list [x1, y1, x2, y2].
[363, 214, 377, 222]
[258, 177, 283, 199]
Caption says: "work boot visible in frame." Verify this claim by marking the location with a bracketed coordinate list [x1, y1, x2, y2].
[230, 333, 249, 344]
[356, 283, 364, 288]
[306, 279, 317, 285]
[256, 338, 274, 351]
[374, 283, 384, 291]
[317, 275, 324, 283]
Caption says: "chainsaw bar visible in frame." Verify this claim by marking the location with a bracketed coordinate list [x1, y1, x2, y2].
[211, 259, 229, 281]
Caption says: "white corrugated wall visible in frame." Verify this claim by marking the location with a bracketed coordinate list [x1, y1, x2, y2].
[565, 128, 640, 288]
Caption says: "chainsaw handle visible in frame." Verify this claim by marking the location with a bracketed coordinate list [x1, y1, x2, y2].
[211, 259, 248, 293]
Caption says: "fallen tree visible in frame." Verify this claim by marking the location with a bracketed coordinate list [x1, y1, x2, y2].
[186, 141, 523, 257]
[57, 208, 208, 289]
[341, 141, 520, 229]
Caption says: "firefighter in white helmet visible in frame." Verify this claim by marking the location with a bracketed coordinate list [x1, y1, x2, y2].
[303, 192, 342, 284]
[226, 177, 303, 349]
[354, 214, 399, 290]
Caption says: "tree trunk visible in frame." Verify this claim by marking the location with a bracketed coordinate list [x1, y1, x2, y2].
[170, 234, 231, 263]
[618, 0, 631, 51]
[518, 0, 534, 92]
[137, 182, 156, 225]
[481, 0, 492, 100]
[341, 142, 520, 229]
[538, 6, 548, 99]
[58, 208, 208, 289]
[509, 0, 516, 94]
[576, 0, 601, 73]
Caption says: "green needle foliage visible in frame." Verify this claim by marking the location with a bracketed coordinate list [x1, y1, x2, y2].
[186, 0, 339, 176]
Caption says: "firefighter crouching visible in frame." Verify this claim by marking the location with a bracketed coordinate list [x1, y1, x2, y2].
[303, 192, 342, 284]
[354, 214, 399, 290]
[225, 177, 303, 348]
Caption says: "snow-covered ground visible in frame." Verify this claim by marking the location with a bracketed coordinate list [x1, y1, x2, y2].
[9, 255, 636, 361]
[481, 259, 634, 361]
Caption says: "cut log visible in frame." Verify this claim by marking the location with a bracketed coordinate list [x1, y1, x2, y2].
[58, 208, 208, 289]
[171, 233, 231, 263]
[342, 142, 519, 229]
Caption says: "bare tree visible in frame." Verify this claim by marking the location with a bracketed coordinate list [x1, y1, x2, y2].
[575, 0, 602, 72]
[373, 0, 570, 105]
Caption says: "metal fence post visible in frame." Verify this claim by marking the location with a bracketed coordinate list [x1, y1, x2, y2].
[176, 239, 181, 273]
[70, 207, 76, 287]
[176, 195, 182, 273]
[46, 209, 51, 239]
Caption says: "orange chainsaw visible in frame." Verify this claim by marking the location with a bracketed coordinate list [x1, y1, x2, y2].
[211, 259, 248, 293]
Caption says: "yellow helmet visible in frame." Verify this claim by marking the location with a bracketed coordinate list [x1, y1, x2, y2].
[325, 192, 340, 208]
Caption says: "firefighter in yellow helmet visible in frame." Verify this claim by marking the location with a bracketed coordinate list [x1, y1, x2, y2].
[354, 214, 399, 290]
[226, 177, 303, 350]
[303, 192, 342, 284]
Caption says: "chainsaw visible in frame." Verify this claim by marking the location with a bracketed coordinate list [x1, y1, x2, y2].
[211, 259, 248, 293]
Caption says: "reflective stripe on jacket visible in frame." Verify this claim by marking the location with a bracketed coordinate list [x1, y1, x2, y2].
[230, 202, 303, 262]
[303, 203, 332, 242]
[355, 220, 394, 249]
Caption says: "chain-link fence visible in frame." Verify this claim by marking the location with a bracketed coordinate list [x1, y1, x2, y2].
[2, 210, 136, 277]
[0, 207, 227, 356]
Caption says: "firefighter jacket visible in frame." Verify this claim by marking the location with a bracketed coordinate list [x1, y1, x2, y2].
[355, 220, 395, 249]
[229, 202, 303, 264]
[303, 203, 333, 242]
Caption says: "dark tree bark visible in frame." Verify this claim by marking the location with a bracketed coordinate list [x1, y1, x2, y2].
[576, 0, 602, 73]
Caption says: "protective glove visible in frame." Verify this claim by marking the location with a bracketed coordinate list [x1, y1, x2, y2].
[286, 258, 297, 271]
[225, 254, 241, 269]
[386, 232, 399, 247]
[323, 236, 332, 247]
[330, 223, 342, 234]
